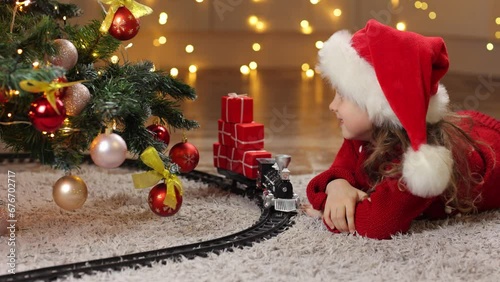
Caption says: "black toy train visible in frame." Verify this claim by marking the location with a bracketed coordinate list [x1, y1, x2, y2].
[217, 154, 300, 212]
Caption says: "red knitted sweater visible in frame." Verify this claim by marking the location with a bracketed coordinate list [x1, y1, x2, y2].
[306, 111, 500, 239]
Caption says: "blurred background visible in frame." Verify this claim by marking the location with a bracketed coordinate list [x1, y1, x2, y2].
[65, 0, 500, 75]
[61, 0, 500, 175]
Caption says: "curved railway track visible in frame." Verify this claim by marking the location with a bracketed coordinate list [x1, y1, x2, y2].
[0, 154, 297, 282]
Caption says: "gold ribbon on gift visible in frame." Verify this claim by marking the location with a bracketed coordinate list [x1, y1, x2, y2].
[19, 79, 86, 115]
[132, 146, 183, 208]
[99, 0, 153, 34]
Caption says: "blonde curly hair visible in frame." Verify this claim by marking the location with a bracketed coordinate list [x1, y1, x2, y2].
[363, 112, 486, 214]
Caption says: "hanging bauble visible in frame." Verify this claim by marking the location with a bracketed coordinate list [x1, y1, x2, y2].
[52, 175, 88, 211]
[62, 83, 91, 116]
[53, 76, 68, 98]
[148, 183, 182, 217]
[0, 207, 8, 236]
[90, 131, 128, 168]
[147, 124, 170, 146]
[169, 138, 199, 173]
[28, 96, 66, 132]
[48, 39, 78, 70]
[0, 87, 11, 104]
[108, 7, 140, 41]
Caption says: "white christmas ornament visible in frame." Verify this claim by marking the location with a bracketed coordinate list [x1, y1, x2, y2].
[90, 132, 127, 168]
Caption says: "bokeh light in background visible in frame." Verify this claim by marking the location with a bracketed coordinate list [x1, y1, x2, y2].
[95, 0, 498, 75]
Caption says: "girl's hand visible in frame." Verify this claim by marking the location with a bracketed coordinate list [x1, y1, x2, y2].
[323, 179, 370, 233]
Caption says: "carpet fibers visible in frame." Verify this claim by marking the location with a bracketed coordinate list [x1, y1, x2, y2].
[1, 164, 500, 282]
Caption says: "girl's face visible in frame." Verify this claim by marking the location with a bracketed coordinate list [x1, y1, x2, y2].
[329, 92, 373, 141]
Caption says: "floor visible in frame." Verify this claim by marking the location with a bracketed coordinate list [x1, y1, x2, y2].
[168, 69, 500, 176]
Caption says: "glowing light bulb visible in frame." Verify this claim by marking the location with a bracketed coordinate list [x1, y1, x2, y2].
[310, 0, 320, 5]
[396, 22, 406, 31]
[414, 1, 422, 9]
[249, 61, 258, 70]
[333, 9, 342, 17]
[305, 69, 315, 78]
[153, 39, 160, 47]
[159, 36, 167, 44]
[255, 21, 266, 31]
[159, 12, 168, 25]
[496, 17, 500, 25]
[110, 55, 119, 64]
[495, 31, 500, 39]
[315, 41, 324, 49]
[252, 43, 261, 51]
[196, 0, 204, 2]
[421, 2, 428, 10]
[189, 65, 198, 73]
[301, 63, 310, 72]
[429, 12, 436, 20]
[170, 68, 179, 77]
[486, 43, 494, 51]
[186, 44, 194, 53]
[248, 15, 258, 25]
[240, 65, 250, 75]
[300, 20, 310, 29]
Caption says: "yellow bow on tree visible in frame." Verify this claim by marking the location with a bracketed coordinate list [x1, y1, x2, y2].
[99, 0, 153, 34]
[132, 146, 183, 208]
[19, 79, 85, 115]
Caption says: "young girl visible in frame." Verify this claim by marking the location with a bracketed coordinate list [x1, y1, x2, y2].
[306, 19, 500, 240]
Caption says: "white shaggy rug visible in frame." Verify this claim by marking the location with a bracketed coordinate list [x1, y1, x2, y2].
[1, 163, 500, 282]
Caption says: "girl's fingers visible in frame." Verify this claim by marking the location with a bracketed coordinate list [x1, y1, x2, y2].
[332, 207, 349, 232]
[345, 203, 356, 233]
[323, 207, 335, 229]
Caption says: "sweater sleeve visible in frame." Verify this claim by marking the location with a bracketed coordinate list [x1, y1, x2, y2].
[306, 140, 359, 210]
[340, 178, 436, 240]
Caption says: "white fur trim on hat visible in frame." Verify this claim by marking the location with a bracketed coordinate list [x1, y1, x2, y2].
[426, 84, 450, 123]
[318, 30, 449, 126]
[402, 144, 453, 197]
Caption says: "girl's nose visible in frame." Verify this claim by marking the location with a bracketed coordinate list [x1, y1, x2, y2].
[329, 95, 339, 112]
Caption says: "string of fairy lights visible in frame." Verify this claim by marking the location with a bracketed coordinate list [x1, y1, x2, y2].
[127, 0, 498, 79]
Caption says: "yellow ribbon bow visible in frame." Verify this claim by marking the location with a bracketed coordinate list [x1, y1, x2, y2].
[99, 0, 153, 34]
[132, 146, 183, 208]
[19, 79, 86, 115]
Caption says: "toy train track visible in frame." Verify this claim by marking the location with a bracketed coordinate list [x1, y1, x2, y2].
[0, 153, 296, 282]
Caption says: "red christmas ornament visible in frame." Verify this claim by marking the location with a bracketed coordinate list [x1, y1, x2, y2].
[169, 138, 200, 173]
[147, 124, 170, 146]
[0, 87, 10, 104]
[53, 76, 68, 98]
[28, 96, 66, 132]
[108, 7, 140, 41]
[148, 183, 182, 217]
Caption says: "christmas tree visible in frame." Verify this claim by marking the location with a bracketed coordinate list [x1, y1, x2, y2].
[0, 0, 199, 174]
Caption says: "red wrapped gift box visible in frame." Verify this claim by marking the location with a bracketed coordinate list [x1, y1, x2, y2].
[217, 119, 235, 147]
[227, 148, 272, 179]
[213, 143, 228, 169]
[221, 93, 253, 123]
[218, 120, 264, 150]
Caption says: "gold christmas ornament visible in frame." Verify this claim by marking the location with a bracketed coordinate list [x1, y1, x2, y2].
[47, 39, 78, 70]
[63, 83, 91, 116]
[52, 175, 88, 211]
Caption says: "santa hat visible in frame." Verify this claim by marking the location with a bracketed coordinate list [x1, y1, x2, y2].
[318, 19, 453, 198]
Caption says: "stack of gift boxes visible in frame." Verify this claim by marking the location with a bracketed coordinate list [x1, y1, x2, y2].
[213, 93, 272, 179]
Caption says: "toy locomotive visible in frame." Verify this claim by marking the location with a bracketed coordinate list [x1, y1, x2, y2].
[258, 154, 300, 212]
[217, 154, 300, 212]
